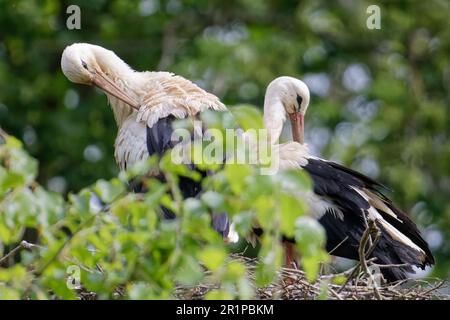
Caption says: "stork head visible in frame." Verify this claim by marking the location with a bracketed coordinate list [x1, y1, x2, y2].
[61, 43, 139, 109]
[61, 43, 100, 84]
[265, 76, 310, 144]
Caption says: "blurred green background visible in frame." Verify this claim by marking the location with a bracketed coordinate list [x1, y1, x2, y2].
[0, 0, 448, 279]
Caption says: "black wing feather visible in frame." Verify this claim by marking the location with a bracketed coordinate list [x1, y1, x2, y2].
[304, 158, 370, 213]
[145, 115, 229, 237]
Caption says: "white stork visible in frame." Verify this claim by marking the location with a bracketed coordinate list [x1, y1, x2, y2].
[61, 43, 229, 236]
[261, 76, 434, 281]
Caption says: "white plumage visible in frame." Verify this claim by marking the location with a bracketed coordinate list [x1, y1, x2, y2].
[114, 114, 148, 171]
[61, 43, 226, 171]
[260, 76, 433, 281]
[61, 43, 433, 280]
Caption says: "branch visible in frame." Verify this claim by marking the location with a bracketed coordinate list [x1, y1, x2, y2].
[357, 220, 382, 299]
[0, 127, 9, 145]
[420, 280, 447, 297]
[0, 240, 40, 265]
[338, 220, 381, 295]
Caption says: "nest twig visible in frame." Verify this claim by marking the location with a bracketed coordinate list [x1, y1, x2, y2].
[175, 220, 448, 300]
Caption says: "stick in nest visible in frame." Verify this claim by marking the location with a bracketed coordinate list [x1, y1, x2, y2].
[338, 218, 382, 295]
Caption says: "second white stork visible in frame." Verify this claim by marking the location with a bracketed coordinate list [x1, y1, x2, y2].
[261, 76, 434, 282]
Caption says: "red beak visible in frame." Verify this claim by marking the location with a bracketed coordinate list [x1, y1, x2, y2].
[92, 69, 140, 110]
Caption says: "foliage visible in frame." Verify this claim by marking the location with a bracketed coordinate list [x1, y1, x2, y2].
[0, 121, 326, 299]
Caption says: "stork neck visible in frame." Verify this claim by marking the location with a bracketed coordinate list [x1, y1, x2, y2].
[109, 98, 134, 128]
[263, 94, 286, 145]
[92, 46, 134, 82]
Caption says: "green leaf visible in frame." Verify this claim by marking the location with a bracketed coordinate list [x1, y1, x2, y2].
[128, 282, 170, 299]
[223, 260, 246, 282]
[295, 217, 329, 281]
[68, 189, 94, 218]
[332, 275, 347, 285]
[0, 170, 25, 192]
[253, 197, 274, 230]
[175, 256, 204, 286]
[225, 164, 251, 194]
[41, 265, 78, 300]
[317, 280, 330, 300]
[201, 191, 224, 210]
[277, 169, 312, 192]
[3, 137, 38, 184]
[237, 277, 254, 299]
[93, 178, 125, 203]
[205, 289, 233, 300]
[255, 262, 276, 287]
[144, 180, 168, 207]
[0, 287, 21, 300]
[0, 223, 13, 243]
[302, 252, 330, 282]
[229, 105, 264, 131]
[255, 241, 282, 287]
[295, 217, 326, 254]
[279, 194, 306, 238]
[231, 212, 253, 237]
[120, 156, 159, 181]
[183, 198, 206, 215]
[160, 153, 202, 181]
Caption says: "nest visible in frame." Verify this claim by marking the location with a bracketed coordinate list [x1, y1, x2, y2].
[176, 221, 448, 300]
[174, 254, 449, 300]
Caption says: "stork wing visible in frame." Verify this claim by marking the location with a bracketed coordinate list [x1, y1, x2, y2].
[145, 113, 229, 238]
[302, 158, 434, 281]
[135, 72, 229, 237]
[136, 72, 227, 128]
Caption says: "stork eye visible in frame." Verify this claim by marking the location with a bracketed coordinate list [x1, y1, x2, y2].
[297, 94, 303, 108]
[81, 60, 88, 70]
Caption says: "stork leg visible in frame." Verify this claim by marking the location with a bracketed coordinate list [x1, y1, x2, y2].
[282, 242, 298, 286]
